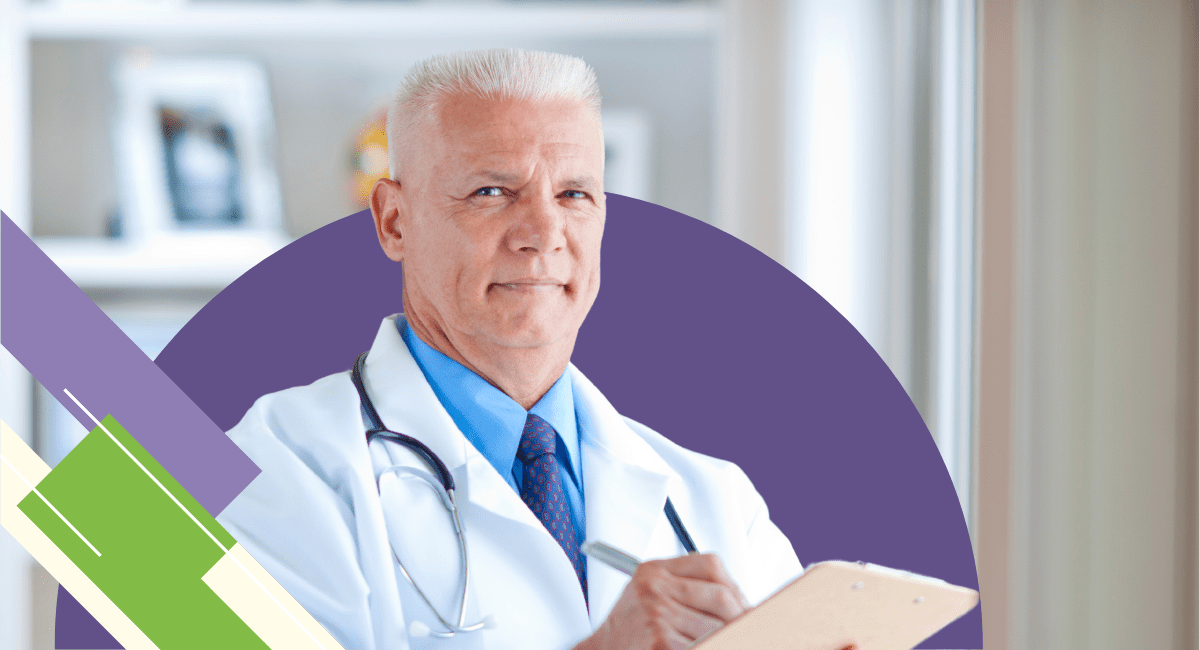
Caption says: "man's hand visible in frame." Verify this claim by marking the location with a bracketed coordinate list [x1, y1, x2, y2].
[574, 553, 750, 650]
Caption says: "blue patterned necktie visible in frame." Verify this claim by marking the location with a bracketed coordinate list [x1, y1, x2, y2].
[517, 413, 587, 602]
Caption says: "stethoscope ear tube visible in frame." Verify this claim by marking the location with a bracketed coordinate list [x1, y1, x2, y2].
[353, 352, 456, 492]
[351, 352, 385, 430]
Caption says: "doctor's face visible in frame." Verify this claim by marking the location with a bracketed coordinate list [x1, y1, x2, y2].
[376, 94, 606, 353]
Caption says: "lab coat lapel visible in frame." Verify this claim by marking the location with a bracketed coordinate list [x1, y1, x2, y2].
[572, 366, 681, 627]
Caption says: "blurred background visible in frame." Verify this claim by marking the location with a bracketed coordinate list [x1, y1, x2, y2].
[0, 0, 1195, 648]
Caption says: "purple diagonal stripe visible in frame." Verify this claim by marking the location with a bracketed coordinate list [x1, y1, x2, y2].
[1, 213, 259, 514]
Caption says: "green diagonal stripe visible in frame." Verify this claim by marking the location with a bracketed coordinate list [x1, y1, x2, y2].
[19, 415, 267, 649]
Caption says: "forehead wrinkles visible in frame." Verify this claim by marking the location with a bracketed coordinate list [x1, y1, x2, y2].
[476, 141, 595, 172]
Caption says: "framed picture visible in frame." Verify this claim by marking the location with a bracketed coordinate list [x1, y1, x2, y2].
[112, 56, 284, 239]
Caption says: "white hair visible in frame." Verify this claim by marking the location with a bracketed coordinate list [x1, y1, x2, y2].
[386, 49, 602, 180]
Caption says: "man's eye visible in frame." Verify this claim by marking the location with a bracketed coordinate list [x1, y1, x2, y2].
[474, 187, 504, 197]
[561, 190, 588, 199]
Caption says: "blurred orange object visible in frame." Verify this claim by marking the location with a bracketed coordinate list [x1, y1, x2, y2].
[349, 109, 389, 207]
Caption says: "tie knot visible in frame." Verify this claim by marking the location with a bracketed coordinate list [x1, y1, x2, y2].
[517, 414, 557, 464]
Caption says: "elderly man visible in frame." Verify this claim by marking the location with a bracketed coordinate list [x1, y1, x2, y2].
[219, 49, 801, 650]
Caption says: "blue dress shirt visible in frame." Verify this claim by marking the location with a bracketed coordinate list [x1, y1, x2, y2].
[397, 318, 585, 544]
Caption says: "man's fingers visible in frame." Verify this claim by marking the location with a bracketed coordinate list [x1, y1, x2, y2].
[670, 602, 727, 642]
[600, 554, 749, 650]
[648, 553, 730, 581]
[644, 554, 750, 607]
[669, 576, 747, 622]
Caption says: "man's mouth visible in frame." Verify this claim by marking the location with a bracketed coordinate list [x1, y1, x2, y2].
[490, 279, 566, 293]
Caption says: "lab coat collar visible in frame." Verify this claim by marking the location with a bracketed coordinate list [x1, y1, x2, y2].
[399, 317, 584, 492]
[362, 316, 568, 533]
[360, 315, 470, 473]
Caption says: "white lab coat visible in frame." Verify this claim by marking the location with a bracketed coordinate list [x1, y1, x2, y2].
[218, 315, 802, 650]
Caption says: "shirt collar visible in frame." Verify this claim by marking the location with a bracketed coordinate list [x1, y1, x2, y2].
[397, 316, 581, 489]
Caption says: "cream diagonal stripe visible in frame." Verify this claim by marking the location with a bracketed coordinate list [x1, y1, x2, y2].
[0, 421, 160, 650]
[0, 452, 102, 557]
[203, 544, 348, 650]
[63, 389, 342, 650]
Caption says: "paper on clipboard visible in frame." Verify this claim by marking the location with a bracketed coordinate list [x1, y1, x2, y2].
[692, 561, 979, 650]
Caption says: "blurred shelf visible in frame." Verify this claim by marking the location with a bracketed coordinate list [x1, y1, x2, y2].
[35, 231, 290, 289]
[23, 1, 718, 40]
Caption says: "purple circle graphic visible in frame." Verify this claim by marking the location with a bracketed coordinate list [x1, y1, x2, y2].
[56, 196, 980, 648]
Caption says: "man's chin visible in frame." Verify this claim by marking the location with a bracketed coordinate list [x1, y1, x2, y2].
[489, 331, 570, 351]
[483, 319, 579, 351]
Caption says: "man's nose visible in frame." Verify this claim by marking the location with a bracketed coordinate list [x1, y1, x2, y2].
[507, 191, 566, 254]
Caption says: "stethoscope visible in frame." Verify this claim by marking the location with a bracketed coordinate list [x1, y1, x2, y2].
[350, 351, 698, 639]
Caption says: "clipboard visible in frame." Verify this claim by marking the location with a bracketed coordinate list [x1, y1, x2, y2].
[692, 561, 979, 650]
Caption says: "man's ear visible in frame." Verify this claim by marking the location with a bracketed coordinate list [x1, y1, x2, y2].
[370, 178, 405, 262]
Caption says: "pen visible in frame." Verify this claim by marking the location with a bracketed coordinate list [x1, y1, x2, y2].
[580, 540, 642, 576]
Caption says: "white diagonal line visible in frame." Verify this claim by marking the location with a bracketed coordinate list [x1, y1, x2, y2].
[63, 388, 228, 553]
[1, 452, 102, 557]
